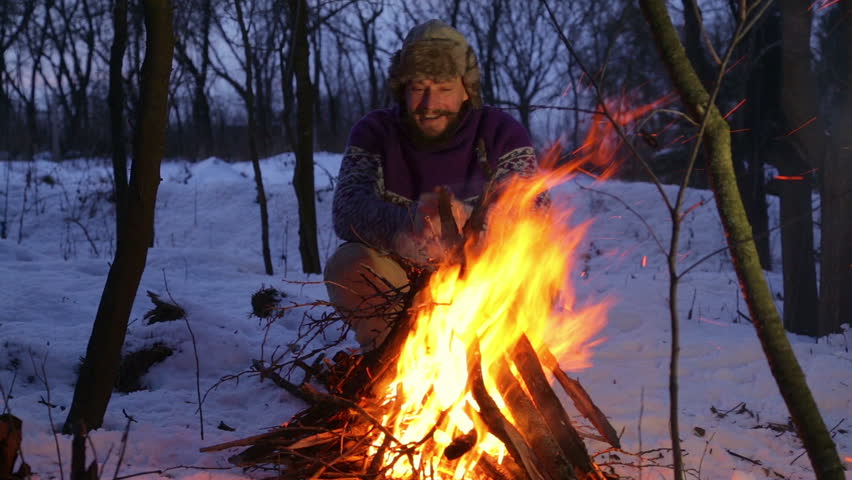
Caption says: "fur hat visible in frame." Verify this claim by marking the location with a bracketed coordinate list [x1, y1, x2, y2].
[388, 20, 482, 108]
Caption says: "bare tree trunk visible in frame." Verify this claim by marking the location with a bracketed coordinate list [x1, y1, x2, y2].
[639, 2, 844, 478]
[818, 1, 852, 335]
[64, 0, 173, 433]
[290, 0, 320, 274]
[778, 167, 818, 336]
[680, 0, 713, 89]
[233, 0, 274, 276]
[778, 0, 827, 336]
[109, 0, 129, 240]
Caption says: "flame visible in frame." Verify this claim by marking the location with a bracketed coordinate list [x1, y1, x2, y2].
[372, 159, 610, 478]
[564, 93, 675, 179]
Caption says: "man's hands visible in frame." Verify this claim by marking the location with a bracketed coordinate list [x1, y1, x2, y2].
[393, 189, 473, 263]
[414, 191, 472, 240]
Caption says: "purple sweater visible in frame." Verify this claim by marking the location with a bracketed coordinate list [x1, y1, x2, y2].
[332, 106, 540, 250]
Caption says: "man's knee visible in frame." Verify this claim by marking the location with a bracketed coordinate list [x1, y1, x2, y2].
[324, 243, 409, 347]
[324, 243, 408, 303]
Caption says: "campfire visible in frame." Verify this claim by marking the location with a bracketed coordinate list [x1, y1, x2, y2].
[204, 156, 617, 480]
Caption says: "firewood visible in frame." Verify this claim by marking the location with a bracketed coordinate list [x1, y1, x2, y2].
[494, 355, 578, 480]
[468, 341, 544, 480]
[437, 186, 463, 251]
[0, 414, 22, 479]
[511, 335, 601, 479]
[539, 347, 621, 448]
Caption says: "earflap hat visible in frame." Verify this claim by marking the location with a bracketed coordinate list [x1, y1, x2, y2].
[388, 19, 482, 108]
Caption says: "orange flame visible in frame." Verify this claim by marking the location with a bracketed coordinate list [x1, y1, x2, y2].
[373, 160, 610, 478]
[563, 93, 675, 178]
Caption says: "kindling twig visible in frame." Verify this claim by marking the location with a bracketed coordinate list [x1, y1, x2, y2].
[161, 269, 204, 440]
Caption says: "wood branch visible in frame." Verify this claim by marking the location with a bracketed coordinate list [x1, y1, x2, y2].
[539, 347, 621, 448]
[200, 429, 289, 453]
[512, 335, 600, 479]
[437, 186, 463, 250]
[493, 355, 578, 480]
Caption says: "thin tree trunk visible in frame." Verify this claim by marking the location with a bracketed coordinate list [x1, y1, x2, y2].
[778, 170, 817, 335]
[63, 0, 173, 433]
[234, 0, 274, 276]
[639, 2, 844, 478]
[290, 0, 320, 273]
[818, 0, 852, 335]
[777, 0, 820, 335]
[109, 0, 129, 241]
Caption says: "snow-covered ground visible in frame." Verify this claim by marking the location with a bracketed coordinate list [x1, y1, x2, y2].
[1, 153, 849, 480]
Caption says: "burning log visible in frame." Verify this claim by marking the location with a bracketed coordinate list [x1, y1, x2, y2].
[510, 335, 600, 479]
[539, 348, 621, 448]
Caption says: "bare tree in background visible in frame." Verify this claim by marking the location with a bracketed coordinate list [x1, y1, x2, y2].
[287, 0, 321, 273]
[0, 0, 37, 157]
[817, 0, 852, 336]
[6, 1, 48, 161]
[212, 0, 275, 275]
[353, 0, 384, 110]
[64, 0, 174, 432]
[40, 0, 109, 156]
[493, 0, 563, 131]
[727, 3, 776, 270]
[109, 0, 129, 239]
[776, 0, 824, 336]
[173, 0, 215, 158]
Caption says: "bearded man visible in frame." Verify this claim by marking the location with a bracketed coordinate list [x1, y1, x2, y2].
[325, 19, 545, 348]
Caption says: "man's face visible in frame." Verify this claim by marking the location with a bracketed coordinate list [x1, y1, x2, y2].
[404, 77, 469, 138]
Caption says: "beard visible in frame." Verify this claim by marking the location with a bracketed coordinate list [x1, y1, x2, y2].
[401, 102, 470, 150]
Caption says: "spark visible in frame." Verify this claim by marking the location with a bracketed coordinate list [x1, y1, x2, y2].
[723, 98, 747, 119]
[700, 316, 729, 327]
[724, 55, 748, 75]
[784, 116, 817, 137]
[666, 135, 686, 147]
[681, 199, 708, 220]
[571, 142, 593, 156]
[775, 168, 817, 181]
[641, 255, 648, 268]
[655, 119, 677, 136]
[818, 0, 842, 9]
[730, 128, 751, 134]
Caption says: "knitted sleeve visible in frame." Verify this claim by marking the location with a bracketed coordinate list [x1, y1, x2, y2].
[331, 145, 415, 250]
[488, 115, 552, 208]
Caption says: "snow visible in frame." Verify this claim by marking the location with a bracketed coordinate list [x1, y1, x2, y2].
[1, 153, 850, 480]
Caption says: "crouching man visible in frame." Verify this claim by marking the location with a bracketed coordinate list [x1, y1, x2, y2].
[325, 19, 544, 349]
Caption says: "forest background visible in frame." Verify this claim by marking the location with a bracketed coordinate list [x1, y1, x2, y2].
[1, 0, 851, 478]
